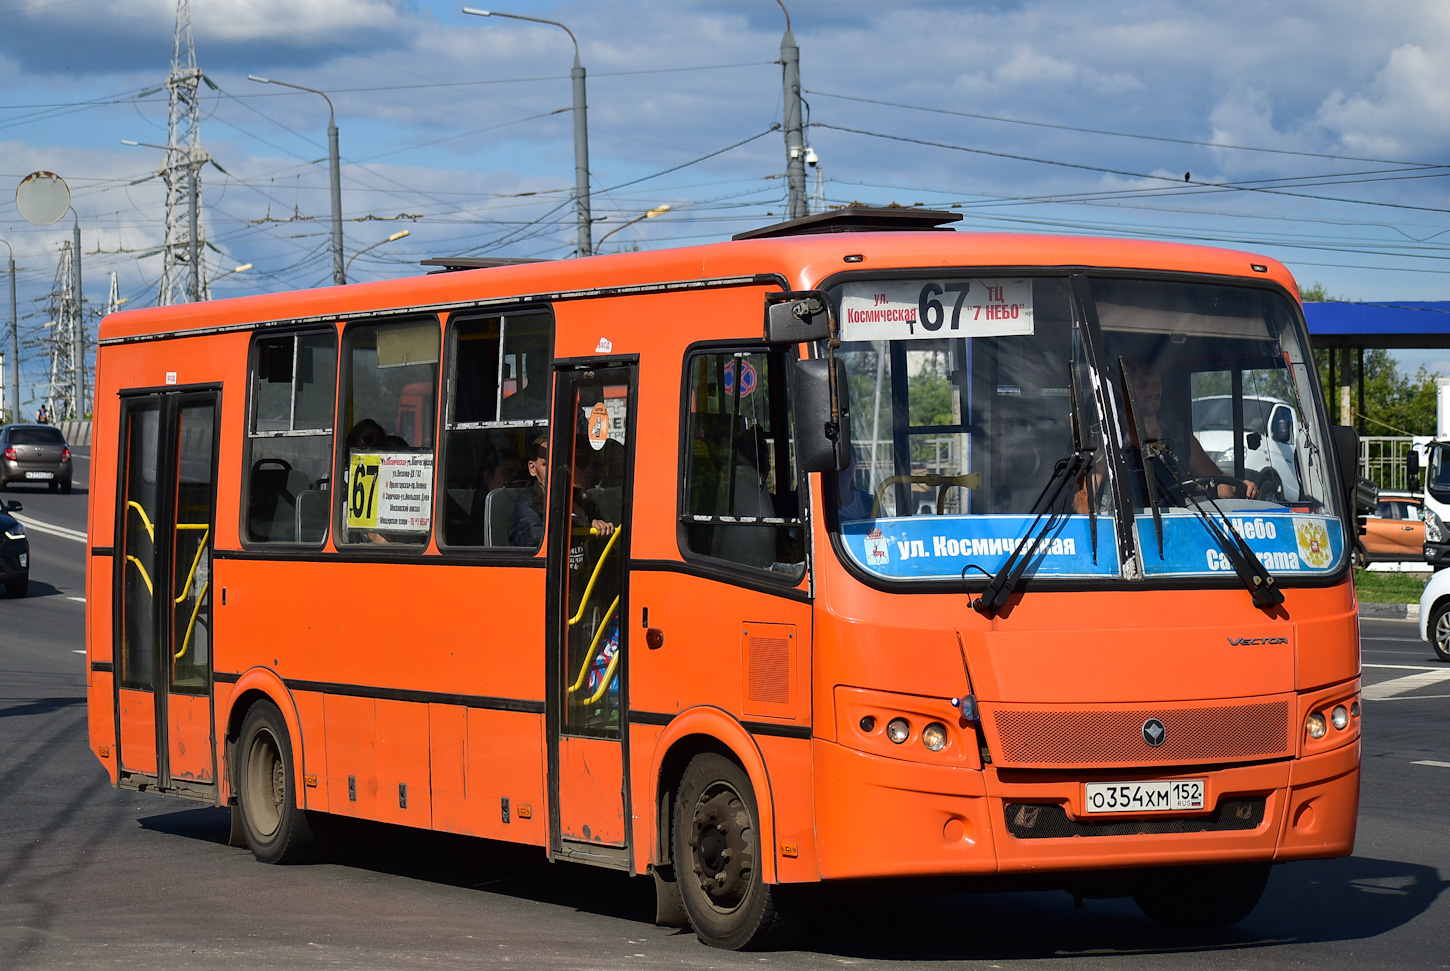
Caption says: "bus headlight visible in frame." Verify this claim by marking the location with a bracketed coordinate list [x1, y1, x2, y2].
[886, 718, 911, 744]
[921, 722, 948, 752]
[1306, 712, 1327, 739]
[1331, 705, 1350, 730]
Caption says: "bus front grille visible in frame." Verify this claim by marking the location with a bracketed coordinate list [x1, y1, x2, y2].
[987, 700, 1291, 767]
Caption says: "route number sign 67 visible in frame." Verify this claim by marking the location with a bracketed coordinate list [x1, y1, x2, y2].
[839, 278, 1034, 342]
[348, 453, 381, 529]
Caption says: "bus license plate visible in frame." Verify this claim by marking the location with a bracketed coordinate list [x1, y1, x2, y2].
[1084, 780, 1204, 813]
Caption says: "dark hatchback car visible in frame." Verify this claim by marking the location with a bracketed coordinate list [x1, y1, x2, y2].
[1, 499, 27, 598]
[0, 424, 73, 492]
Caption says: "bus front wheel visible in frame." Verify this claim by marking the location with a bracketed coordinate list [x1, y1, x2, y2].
[673, 753, 789, 950]
[1132, 862, 1271, 928]
[236, 701, 318, 864]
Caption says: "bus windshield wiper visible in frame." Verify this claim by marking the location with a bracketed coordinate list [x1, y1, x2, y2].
[1118, 357, 1165, 555]
[973, 379, 1095, 617]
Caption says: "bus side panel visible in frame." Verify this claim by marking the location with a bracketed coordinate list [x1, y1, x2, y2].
[752, 735, 818, 882]
[429, 703, 468, 833]
[375, 699, 431, 826]
[324, 694, 377, 817]
[1292, 587, 1360, 691]
[89, 671, 119, 784]
[292, 689, 328, 812]
[464, 708, 548, 846]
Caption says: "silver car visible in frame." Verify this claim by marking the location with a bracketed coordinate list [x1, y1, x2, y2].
[0, 424, 73, 493]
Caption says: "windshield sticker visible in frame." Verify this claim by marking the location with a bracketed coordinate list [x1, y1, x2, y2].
[347, 449, 434, 533]
[1135, 512, 1343, 576]
[840, 279, 1034, 342]
[841, 515, 1119, 579]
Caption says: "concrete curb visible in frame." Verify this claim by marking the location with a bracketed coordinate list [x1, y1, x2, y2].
[1359, 601, 1420, 622]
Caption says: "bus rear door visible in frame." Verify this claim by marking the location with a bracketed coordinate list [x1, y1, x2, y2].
[114, 389, 219, 794]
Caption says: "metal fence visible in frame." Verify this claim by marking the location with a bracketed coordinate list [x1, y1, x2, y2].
[1360, 436, 1417, 492]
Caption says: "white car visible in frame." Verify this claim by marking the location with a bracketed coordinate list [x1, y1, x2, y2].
[1192, 395, 1301, 502]
[1416, 569, 1450, 662]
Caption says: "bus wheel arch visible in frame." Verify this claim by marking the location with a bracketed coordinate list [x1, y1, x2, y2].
[648, 711, 791, 948]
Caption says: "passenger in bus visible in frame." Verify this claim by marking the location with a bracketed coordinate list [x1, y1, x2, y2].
[509, 435, 614, 550]
[481, 446, 524, 492]
[346, 418, 385, 451]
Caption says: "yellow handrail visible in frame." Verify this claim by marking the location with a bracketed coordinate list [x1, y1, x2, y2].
[567, 596, 621, 695]
[128, 501, 155, 542]
[174, 581, 209, 660]
[173, 525, 210, 604]
[566, 526, 624, 627]
[126, 555, 153, 596]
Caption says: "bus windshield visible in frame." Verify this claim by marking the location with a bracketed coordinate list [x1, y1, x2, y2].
[827, 274, 1346, 585]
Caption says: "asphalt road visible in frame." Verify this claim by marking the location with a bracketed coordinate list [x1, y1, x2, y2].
[2, 464, 1447, 970]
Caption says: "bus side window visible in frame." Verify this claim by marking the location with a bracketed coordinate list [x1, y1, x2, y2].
[439, 309, 553, 548]
[244, 330, 337, 545]
[679, 348, 804, 580]
[340, 318, 440, 547]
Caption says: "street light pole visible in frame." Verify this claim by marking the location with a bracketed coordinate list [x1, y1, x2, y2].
[248, 75, 346, 285]
[594, 204, 670, 255]
[462, 8, 592, 257]
[0, 240, 17, 425]
[345, 230, 411, 277]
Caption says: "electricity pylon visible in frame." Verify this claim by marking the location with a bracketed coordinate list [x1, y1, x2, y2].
[158, 0, 211, 306]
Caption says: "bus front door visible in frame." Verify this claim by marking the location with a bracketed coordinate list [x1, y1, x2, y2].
[547, 363, 635, 866]
[115, 391, 219, 794]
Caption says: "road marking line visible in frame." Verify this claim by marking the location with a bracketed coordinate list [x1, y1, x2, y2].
[1362, 669, 1450, 700]
[1413, 760, 1450, 768]
[1364, 663, 1446, 671]
[72, 650, 85, 655]
[67, 596, 86, 603]
[11, 513, 87, 543]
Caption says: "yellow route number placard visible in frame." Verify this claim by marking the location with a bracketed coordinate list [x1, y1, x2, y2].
[348, 452, 381, 529]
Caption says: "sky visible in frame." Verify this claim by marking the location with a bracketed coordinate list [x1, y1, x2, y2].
[3, 0, 1450, 413]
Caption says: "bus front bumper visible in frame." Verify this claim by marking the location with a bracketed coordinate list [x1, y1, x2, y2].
[810, 738, 1358, 881]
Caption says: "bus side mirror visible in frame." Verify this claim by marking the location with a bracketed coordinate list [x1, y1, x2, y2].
[1330, 425, 1364, 533]
[765, 291, 831, 344]
[793, 358, 852, 473]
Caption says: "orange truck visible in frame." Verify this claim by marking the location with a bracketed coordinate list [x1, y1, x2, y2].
[87, 208, 1361, 949]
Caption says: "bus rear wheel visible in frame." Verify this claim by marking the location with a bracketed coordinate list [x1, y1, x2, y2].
[673, 753, 788, 950]
[1132, 862, 1271, 929]
[236, 701, 318, 864]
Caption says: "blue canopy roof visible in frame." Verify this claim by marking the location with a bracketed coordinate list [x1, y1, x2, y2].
[1303, 301, 1450, 349]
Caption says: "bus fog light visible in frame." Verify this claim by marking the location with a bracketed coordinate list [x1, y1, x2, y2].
[886, 718, 910, 744]
[921, 722, 948, 752]
[859, 715, 876, 733]
[1306, 712, 1327, 739]
[1331, 705, 1349, 730]
[1350, 701, 1360, 719]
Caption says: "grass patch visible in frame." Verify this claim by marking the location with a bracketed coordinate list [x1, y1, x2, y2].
[1354, 569, 1429, 604]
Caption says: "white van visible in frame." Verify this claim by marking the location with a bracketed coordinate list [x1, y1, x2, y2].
[1191, 395, 1301, 501]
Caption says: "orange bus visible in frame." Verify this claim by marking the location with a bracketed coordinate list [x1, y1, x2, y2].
[86, 208, 1362, 949]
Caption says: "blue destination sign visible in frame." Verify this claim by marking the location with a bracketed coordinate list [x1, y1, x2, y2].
[1135, 510, 1344, 576]
[840, 515, 1119, 580]
[839, 509, 1345, 581]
